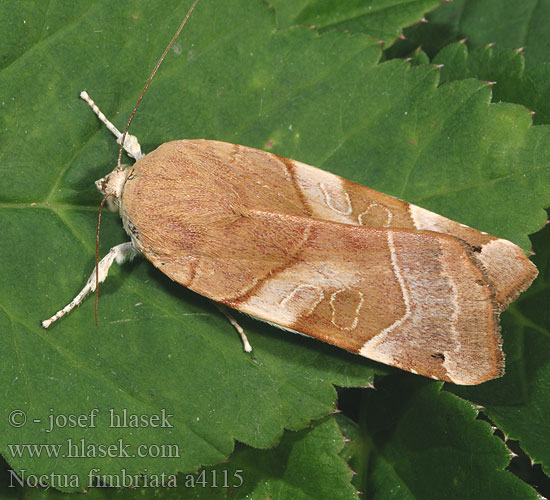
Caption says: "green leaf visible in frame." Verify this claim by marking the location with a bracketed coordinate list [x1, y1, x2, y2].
[1, 0, 549, 494]
[270, 0, 441, 45]
[186, 415, 359, 500]
[386, 0, 550, 69]
[349, 376, 540, 499]
[434, 42, 550, 125]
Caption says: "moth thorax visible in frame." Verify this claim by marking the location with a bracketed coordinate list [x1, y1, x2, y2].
[95, 166, 131, 212]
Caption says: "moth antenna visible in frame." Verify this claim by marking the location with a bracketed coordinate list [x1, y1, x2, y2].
[95, 195, 109, 325]
[117, 0, 201, 169]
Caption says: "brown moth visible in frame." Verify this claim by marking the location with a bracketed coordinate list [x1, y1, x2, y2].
[42, 4, 538, 385]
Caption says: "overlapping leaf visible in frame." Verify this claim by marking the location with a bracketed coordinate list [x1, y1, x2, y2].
[434, 42, 550, 125]
[270, 0, 441, 44]
[387, 0, 550, 69]
[344, 377, 540, 499]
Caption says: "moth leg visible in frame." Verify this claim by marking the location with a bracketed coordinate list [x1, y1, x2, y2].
[41, 242, 137, 328]
[79, 91, 144, 161]
[215, 304, 252, 353]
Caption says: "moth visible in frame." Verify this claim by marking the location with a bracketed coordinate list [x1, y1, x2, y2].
[42, 2, 538, 385]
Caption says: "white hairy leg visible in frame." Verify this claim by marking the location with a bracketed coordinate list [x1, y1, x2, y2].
[215, 303, 252, 353]
[42, 242, 137, 328]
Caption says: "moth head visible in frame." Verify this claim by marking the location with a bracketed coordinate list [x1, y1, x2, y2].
[95, 166, 130, 212]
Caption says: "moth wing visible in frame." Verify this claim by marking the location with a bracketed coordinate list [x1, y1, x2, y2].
[160, 209, 502, 385]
